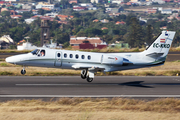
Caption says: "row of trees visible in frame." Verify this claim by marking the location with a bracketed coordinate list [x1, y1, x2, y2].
[0, 8, 180, 48]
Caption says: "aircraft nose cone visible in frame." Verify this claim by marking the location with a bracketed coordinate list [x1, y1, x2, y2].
[5, 57, 13, 63]
[5, 56, 18, 64]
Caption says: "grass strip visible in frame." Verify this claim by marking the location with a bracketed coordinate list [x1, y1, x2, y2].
[1, 98, 180, 120]
[1, 98, 180, 113]
[1, 70, 180, 76]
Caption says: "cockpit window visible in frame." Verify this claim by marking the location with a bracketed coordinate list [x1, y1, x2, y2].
[31, 49, 40, 55]
[40, 50, 45, 56]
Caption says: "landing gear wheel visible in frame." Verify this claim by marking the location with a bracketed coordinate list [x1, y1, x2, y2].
[87, 76, 93, 82]
[21, 69, 26, 75]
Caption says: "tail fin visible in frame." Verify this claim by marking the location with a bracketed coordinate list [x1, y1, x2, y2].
[143, 31, 175, 60]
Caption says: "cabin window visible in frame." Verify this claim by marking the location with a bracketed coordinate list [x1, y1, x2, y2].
[64, 53, 67, 58]
[70, 54, 73, 58]
[57, 53, 61, 57]
[81, 55, 85, 59]
[75, 54, 79, 59]
[31, 49, 40, 55]
[40, 50, 45, 56]
[88, 55, 91, 60]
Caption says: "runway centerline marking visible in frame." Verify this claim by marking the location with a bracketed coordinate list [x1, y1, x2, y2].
[16, 84, 83, 86]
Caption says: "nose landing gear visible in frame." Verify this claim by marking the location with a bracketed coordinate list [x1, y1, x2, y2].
[21, 66, 26, 75]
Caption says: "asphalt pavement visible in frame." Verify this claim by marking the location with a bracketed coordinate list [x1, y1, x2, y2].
[0, 76, 180, 100]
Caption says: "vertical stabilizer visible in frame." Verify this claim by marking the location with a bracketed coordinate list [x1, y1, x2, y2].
[144, 31, 175, 59]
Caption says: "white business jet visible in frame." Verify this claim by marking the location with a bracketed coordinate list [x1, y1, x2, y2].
[6, 31, 175, 82]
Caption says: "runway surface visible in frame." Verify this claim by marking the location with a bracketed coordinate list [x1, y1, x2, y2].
[1, 76, 180, 100]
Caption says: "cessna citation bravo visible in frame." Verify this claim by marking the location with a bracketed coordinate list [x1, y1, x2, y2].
[6, 31, 175, 82]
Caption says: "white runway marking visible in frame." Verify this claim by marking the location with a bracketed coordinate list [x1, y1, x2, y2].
[1, 95, 180, 98]
[16, 84, 82, 86]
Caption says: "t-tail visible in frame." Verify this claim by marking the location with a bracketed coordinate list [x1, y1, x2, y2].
[142, 31, 176, 64]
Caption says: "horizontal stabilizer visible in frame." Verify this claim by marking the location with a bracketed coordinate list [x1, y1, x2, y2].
[146, 52, 164, 58]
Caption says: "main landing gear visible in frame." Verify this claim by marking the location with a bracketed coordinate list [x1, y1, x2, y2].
[21, 66, 26, 75]
[81, 69, 94, 82]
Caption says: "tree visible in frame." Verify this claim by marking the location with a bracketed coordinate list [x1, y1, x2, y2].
[127, 17, 144, 48]
[146, 25, 153, 46]
[102, 35, 113, 43]
[76, 31, 87, 37]
[157, 13, 163, 20]
[56, 33, 70, 44]
[63, 41, 70, 48]
[1, 11, 10, 17]
[38, 9, 47, 15]
[126, 13, 136, 26]
[84, 28, 102, 37]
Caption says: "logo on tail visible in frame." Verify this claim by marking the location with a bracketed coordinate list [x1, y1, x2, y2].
[160, 39, 166, 43]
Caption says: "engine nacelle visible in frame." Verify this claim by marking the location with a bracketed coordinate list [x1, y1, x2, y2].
[101, 55, 123, 65]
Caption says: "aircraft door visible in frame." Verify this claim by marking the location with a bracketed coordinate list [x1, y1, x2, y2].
[55, 52, 62, 67]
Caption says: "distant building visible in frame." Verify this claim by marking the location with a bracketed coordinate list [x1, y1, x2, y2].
[160, 26, 167, 30]
[9, 10, 17, 15]
[45, 13, 58, 18]
[111, 0, 123, 4]
[79, 41, 107, 49]
[25, 17, 37, 24]
[109, 41, 129, 49]
[4, 0, 19, 2]
[32, 9, 38, 15]
[100, 19, 109, 23]
[147, 8, 157, 14]
[93, 19, 99, 22]
[1, 8, 9, 12]
[17, 42, 37, 51]
[43, 40, 62, 49]
[22, 3, 33, 10]
[152, 0, 165, 4]
[69, 0, 78, 4]
[15, 9, 31, 14]
[101, 27, 108, 30]
[73, 6, 87, 11]
[161, 9, 172, 14]
[56, 15, 74, 21]
[91, 0, 99, 3]
[0, 35, 14, 49]
[0, 35, 14, 43]
[116, 21, 126, 25]
[106, 6, 124, 13]
[70, 36, 106, 49]
[0, 1, 7, 5]
[10, 15, 22, 19]
[36, 3, 55, 10]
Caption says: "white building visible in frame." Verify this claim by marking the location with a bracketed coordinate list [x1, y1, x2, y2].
[90, 0, 99, 3]
[4, 0, 19, 2]
[17, 42, 37, 50]
[25, 18, 37, 24]
[22, 4, 33, 10]
[36, 4, 55, 10]
[45, 13, 58, 18]
[161, 9, 172, 14]
[0, 35, 14, 43]
[112, 0, 122, 4]
[152, 0, 165, 4]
